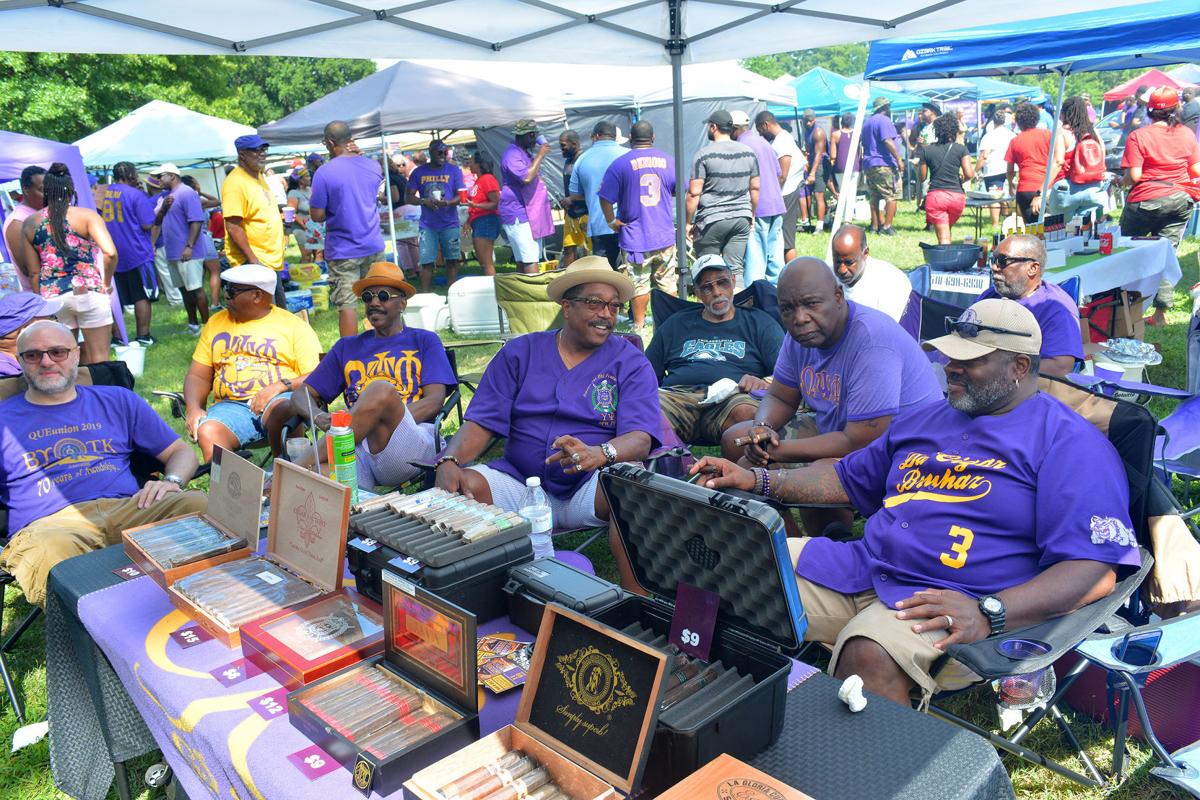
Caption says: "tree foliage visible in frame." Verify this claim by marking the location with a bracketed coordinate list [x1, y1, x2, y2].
[0, 53, 375, 143]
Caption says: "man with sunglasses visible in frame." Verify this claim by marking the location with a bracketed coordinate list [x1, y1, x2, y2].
[974, 234, 1083, 377]
[435, 257, 661, 589]
[221, 135, 287, 306]
[0, 321, 206, 606]
[184, 264, 321, 461]
[646, 255, 783, 445]
[690, 298, 1140, 707]
[289, 262, 454, 488]
[830, 225, 911, 323]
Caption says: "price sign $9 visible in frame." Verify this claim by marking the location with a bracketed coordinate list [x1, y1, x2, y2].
[668, 581, 720, 661]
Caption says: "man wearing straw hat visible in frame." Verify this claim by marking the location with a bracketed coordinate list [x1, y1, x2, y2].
[435, 256, 661, 587]
[290, 262, 455, 488]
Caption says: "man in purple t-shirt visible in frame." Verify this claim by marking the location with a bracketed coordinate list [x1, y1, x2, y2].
[722, 258, 941, 535]
[291, 262, 455, 489]
[310, 121, 387, 338]
[861, 98, 903, 236]
[150, 163, 210, 334]
[499, 119, 554, 273]
[975, 234, 1083, 376]
[731, 110, 785, 285]
[598, 120, 678, 329]
[0, 321, 206, 605]
[102, 162, 161, 344]
[406, 140, 465, 295]
[435, 257, 661, 589]
[692, 298, 1140, 706]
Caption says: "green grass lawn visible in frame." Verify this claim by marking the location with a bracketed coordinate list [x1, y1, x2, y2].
[3, 206, 1197, 798]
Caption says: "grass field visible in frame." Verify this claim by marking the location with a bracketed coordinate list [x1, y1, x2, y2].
[2, 203, 1196, 799]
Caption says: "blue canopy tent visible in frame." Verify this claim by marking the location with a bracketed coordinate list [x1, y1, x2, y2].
[768, 67, 927, 118]
[875, 76, 1045, 103]
[863, 0, 1200, 223]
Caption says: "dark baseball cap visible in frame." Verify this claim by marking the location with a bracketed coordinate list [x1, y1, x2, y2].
[707, 110, 733, 127]
[234, 134, 269, 151]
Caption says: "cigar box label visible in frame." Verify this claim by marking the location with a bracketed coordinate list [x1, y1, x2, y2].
[556, 645, 636, 716]
[352, 753, 375, 795]
[388, 554, 423, 574]
[383, 571, 416, 595]
[112, 564, 144, 580]
[716, 778, 788, 800]
[170, 625, 213, 649]
[286, 744, 341, 780]
[348, 537, 378, 553]
[257, 571, 283, 585]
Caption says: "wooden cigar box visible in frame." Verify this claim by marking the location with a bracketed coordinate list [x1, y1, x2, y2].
[166, 459, 350, 648]
[655, 754, 814, 800]
[240, 588, 384, 690]
[405, 603, 670, 800]
[122, 446, 264, 589]
[288, 572, 480, 797]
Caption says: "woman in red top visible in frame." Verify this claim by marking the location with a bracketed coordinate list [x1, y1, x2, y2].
[1121, 87, 1200, 325]
[1004, 103, 1052, 223]
[466, 152, 501, 276]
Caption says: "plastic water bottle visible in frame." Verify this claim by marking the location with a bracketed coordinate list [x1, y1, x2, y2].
[519, 477, 554, 559]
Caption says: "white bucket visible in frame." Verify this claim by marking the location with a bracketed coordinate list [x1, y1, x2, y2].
[113, 343, 145, 377]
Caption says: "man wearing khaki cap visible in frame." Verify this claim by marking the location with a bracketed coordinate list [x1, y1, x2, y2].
[690, 297, 1141, 707]
[499, 119, 554, 272]
[291, 262, 455, 488]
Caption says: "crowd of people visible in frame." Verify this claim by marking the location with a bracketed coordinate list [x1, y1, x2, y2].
[2, 87, 1200, 714]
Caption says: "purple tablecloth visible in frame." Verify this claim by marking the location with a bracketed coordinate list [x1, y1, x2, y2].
[78, 576, 530, 799]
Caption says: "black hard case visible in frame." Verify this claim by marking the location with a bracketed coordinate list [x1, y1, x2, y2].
[503, 557, 626, 634]
[286, 573, 480, 797]
[594, 464, 808, 794]
[347, 535, 532, 623]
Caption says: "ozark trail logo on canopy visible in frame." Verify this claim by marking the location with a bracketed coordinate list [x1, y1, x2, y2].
[902, 49, 918, 61]
[902, 45, 954, 62]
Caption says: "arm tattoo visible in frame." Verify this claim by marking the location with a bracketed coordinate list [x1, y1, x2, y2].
[768, 463, 850, 505]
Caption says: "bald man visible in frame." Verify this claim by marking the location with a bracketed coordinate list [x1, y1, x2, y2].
[722, 258, 941, 535]
[830, 225, 912, 323]
[975, 234, 1083, 377]
[311, 119, 386, 337]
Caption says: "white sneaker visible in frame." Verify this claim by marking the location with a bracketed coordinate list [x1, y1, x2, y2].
[187, 323, 201, 335]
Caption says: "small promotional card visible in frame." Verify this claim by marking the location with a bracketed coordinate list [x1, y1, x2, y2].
[477, 635, 532, 694]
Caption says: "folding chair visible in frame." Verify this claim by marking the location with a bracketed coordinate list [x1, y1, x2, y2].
[648, 279, 781, 330]
[153, 390, 273, 470]
[927, 374, 1160, 790]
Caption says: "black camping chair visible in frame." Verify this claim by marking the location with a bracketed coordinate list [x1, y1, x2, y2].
[927, 374, 1159, 790]
[649, 278, 781, 330]
[0, 360, 161, 724]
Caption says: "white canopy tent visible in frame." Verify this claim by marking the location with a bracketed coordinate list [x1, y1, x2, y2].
[73, 100, 255, 166]
[1, 0, 1153, 275]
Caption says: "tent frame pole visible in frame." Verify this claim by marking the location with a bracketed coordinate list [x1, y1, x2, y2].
[1037, 68, 1068, 225]
[380, 134, 399, 264]
[828, 81, 871, 260]
[668, 0, 688, 298]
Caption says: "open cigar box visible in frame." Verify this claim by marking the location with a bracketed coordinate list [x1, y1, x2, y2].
[166, 459, 350, 648]
[240, 588, 384, 690]
[656, 753, 814, 800]
[405, 603, 670, 800]
[122, 446, 264, 589]
[288, 571, 479, 797]
[593, 464, 807, 793]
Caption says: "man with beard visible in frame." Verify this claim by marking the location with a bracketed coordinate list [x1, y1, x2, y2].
[0, 321, 206, 605]
[721, 258, 941, 536]
[691, 298, 1140, 707]
[974, 234, 1082, 377]
[647, 255, 783, 445]
[435, 256, 661, 589]
[290, 262, 455, 489]
[558, 129, 587, 266]
[499, 120, 554, 273]
[407, 139, 465, 293]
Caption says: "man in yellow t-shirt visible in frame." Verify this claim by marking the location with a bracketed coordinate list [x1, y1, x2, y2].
[221, 135, 286, 305]
[183, 264, 320, 461]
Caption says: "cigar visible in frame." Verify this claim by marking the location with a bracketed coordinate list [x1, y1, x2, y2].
[476, 768, 550, 800]
[661, 665, 722, 709]
[436, 752, 531, 800]
[733, 429, 773, 447]
[664, 655, 700, 689]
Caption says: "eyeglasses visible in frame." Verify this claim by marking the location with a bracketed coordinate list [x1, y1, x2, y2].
[18, 346, 77, 365]
[222, 283, 258, 298]
[990, 252, 1038, 269]
[569, 297, 623, 315]
[695, 277, 733, 295]
[944, 315, 1033, 339]
[361, 289, 403, 304]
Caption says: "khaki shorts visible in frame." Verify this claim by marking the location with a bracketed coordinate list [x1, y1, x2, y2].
[865, 166, 899, 202]
[167, 258, 205, 291]
[658, 385, 758, 445]
[328, 252, 385, 310]
[1, 491, 208, 606]
[622, 245, 678, 298]
[562, 214, 590, 249]
[56, 290, 114, 330]
[788, 537, 979, 701]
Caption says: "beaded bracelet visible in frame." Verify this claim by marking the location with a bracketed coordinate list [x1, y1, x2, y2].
[751, 467, 765, 495]
[762, 468, 772, 499]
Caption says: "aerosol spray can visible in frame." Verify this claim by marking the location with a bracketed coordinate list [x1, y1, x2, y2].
[327, 410, 358, 504]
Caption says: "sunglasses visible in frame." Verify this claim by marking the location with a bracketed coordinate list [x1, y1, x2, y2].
[569, 297, 624, 315]
[944, 315, 1033, 339]
[19, 346, 76, 365]
[222, 283, 258, 298]
[695, 277, 733, 295]
[361, 289, 403, 304]
[990, 252, 1038, 269]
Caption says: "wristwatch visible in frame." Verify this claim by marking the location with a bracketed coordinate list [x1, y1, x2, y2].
[163, 474, 185, 488]
[600, 442, 618, 465]
[978, 595, 1007, 636]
